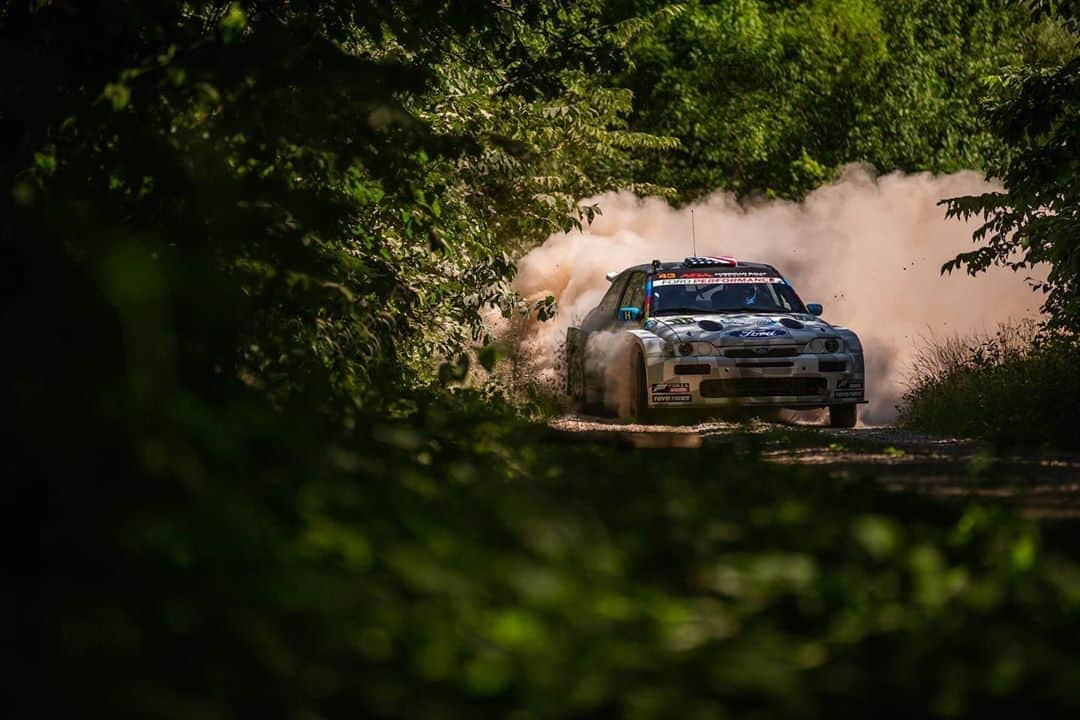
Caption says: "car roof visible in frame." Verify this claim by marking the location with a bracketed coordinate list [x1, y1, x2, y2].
[619, 259, 780, 275]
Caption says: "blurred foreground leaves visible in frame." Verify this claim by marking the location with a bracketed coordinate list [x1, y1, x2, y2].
[20, 384, 1080, 717]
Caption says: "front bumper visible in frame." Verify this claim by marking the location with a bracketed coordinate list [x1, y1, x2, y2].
[646, 352, 866, 409]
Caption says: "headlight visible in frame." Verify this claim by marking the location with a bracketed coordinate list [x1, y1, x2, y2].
[664, 341, 714, 357]
[808, 337, 844, 353]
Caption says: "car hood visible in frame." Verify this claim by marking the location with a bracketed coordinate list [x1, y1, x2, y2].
[643, 312, 837, 346]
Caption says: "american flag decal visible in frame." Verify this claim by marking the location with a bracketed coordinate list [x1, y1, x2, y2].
[684, 255, 738, 267]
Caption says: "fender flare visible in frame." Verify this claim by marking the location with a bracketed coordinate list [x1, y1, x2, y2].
[624, 328, 666, 361]
[834, 327, 866, 389]
[571, 328, 664, 406]
[623, 329, 667, 390]
[833, 328, 864, 372]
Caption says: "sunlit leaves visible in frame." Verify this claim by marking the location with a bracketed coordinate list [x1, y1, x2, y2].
[944, 22, 1080, 331]
[615, 0, 1025, 200]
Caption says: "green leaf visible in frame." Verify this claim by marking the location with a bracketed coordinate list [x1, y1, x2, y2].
[102, 82, 130, 111]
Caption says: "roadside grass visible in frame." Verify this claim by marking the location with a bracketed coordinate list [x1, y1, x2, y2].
[899, 323, 1080, 452]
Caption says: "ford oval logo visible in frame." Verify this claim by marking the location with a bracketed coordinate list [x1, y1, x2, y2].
[727, 328, 788, 338]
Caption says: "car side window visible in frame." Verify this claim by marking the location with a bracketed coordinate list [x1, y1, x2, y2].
[584, 273, 628, 331]
[605, 274, 629, 312]
[618, 272, 646, 314]
[773, 286, 794, 311]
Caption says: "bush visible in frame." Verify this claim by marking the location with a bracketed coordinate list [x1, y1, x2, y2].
[899, 322, 1080, 451]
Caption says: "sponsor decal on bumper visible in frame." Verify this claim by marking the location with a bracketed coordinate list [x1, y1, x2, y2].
[653, 394, 692, 403]
[652, 382, 690, 394]
[652, 382, 692, 403]
[833, 377, 864, 400]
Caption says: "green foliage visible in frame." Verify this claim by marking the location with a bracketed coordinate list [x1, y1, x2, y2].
[899, 323, 1080, 450]
[4, 3, 672, 711]
[610, 0, 1027, 200]
[21, 390, 1080, 716]
[3, 1, 667, 421]
[9, 2, 1080, 716]
[943, 8, 1080, 332]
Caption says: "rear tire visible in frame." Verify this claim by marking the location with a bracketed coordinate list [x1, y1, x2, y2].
[829, 404, 857, 428]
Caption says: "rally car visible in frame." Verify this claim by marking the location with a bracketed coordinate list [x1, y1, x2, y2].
[565, 256, 866, 427]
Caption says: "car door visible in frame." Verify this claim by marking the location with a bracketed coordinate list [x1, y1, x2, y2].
[575, 271, 629, 404]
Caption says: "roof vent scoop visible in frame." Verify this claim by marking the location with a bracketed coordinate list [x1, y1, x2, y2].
[685, 256, 737, 267]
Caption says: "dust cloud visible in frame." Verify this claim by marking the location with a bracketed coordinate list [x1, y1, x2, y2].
[511, 166, 1044, 424]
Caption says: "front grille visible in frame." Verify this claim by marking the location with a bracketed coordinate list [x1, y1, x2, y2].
[735, 361, 794, 368]
[725, 346, 798, 358]
[674, 363, 711, 375]
[700, 377, 828, 398]
[819, 360, 847, 372]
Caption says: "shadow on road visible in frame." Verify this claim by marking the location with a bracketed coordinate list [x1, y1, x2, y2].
[549, 414, 1080, 519]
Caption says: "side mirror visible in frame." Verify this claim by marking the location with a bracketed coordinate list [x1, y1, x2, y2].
[605, 271, 619, 282]
[806, 303, 823, 316]
[618, 306, 641, 321]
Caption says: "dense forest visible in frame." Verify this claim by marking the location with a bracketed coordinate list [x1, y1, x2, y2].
[8, 1, 1080, 717]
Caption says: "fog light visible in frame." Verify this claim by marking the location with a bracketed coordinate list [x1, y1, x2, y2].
[678, 342, 693, 356]
[824, 338, 840, 353]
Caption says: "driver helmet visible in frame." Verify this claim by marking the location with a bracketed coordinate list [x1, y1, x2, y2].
[738, 284, 758, 306]
[711, 283, 757, 309]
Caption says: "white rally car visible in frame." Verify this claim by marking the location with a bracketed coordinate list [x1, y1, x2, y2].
[565, 256, 866, 427]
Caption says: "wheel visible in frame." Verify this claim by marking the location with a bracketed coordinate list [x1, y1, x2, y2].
[828, 404, 857, 428]
[628, 349, 654, 424]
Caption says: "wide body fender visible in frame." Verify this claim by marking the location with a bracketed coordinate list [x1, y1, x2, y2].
[833, 327, 866, 398]
[568, 327, 662, 407]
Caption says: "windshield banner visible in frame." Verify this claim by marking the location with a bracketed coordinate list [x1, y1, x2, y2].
[653, 276, 786, 287]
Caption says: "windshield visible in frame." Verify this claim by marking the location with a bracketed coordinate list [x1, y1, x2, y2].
[650, 271, 807, 315]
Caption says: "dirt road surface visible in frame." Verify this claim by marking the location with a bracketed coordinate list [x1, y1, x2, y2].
[549, 414, 1080, 520]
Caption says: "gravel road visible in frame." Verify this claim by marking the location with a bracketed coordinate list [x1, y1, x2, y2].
[548, 414, 1080, 519]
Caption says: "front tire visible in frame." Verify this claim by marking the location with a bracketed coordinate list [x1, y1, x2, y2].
[828, 404, 858, 428]
[628, 349, 654, 424]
